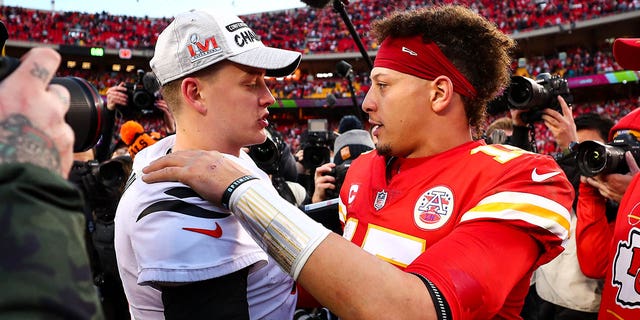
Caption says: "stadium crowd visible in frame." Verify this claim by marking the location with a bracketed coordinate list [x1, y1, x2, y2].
[2, 1, 637, 157]
[2, 0, 639, 52]
[2, 1, 640, 319]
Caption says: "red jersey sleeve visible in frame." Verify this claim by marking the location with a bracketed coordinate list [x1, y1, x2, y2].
[406, 221, 540, 319]
[576, 181, 614, 279]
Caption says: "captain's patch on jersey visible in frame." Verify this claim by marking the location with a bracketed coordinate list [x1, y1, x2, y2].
[414, 186, 454, 230]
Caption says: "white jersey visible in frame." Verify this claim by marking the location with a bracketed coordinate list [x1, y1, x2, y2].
[114, 135, 296, 319]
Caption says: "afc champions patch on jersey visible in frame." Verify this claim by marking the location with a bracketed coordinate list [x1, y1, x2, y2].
[413, 186, 454, 230]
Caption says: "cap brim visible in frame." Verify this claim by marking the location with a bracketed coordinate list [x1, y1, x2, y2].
[228, 46, 301, 77]
[613, 38, 640, 71]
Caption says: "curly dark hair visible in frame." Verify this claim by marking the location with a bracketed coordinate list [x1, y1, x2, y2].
[371, 5, 516, 130]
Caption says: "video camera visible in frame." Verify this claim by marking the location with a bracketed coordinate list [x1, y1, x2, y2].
[301, 119, 333, 170]
[0, 56, 107, 152]
[489, 73, 573, 124]
[121, 69, 161, 117]
[576, 132, 640, 177]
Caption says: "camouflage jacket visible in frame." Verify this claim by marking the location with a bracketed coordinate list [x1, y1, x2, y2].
[0, 163, 105, 320]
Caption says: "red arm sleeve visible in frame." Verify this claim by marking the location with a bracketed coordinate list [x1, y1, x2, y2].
[575, 181, 614, 279]
[405, 221, 541, 319]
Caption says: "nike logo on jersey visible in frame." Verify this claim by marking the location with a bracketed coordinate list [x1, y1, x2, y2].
[183, 223, 223, 238]
[531, 168, 561, 182]
[402, 46, 418, 56]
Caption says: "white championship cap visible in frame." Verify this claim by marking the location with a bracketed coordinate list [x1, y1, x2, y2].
[150, 9, 302, 85]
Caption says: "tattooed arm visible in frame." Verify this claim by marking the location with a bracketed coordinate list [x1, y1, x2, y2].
[0, 48, 73, 178]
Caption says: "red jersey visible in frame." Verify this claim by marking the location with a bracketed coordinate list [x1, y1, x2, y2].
[339, 140, 573, 319]
[598, 173, 640, 319]
[576, 181, 615, 279]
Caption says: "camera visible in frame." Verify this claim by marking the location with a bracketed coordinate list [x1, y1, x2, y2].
[506, 73, 572, 123]
[301, 119, 332, 170]
[121, 69, 161, 117]
[68, 156, 132, 221]
[576, 133, 640, 177]
[323, 160, 351, 199]
[0, 56, 107, 152]
[248, 127, 283, 175]
[488, 73, 573, 124]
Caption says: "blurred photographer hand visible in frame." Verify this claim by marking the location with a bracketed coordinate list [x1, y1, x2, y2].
[155, 98, 176, 134]
[509, 108, 528, 127]
[106, 82, 128, 111]
[541, 96, 577, 150]
[312, 162, 336, 203]
[582, 152, 640, 202]
[0, 47, 74, 178]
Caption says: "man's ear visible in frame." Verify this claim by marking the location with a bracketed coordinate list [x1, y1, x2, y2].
[429, 75, 454, 114]
[181, 77, 207, 116]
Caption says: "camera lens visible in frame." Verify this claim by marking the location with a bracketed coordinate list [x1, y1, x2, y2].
[51, 77, 107, 152]
[0, 57, 106, 152]
[132, 89, 155, 109]
[576, 140, 626, 177]
[508, 79, 532, 107]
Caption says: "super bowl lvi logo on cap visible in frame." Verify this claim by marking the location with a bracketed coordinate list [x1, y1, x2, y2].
[187, 33, 222, 62]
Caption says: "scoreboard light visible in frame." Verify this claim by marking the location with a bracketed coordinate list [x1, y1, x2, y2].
[66, 60, 77, 68]
[82, 62, 91, 70]
[112, 64, 122, 72]
[90, 47, 104, 56]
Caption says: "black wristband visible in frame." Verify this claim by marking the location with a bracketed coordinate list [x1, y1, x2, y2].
[412, 273, 451, 320]
[221, 175, 258, 209]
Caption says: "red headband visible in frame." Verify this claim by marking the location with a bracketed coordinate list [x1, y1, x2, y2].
[374, 36, 477, 98]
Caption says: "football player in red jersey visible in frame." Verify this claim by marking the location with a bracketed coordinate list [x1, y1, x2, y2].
[574, 37, 640, 319]
[141, 5, 574, 319]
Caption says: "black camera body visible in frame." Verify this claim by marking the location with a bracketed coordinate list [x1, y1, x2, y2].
[68, 157, 131, 221]
[302, 119, 333, 170]
[323, 160, 351, 199]
[506, 73, 572, 123]
[576, 133, 640, 177]
[248, 129, 282, 175]
[488, 73, 573, 124]
[121, 69, 161, 117]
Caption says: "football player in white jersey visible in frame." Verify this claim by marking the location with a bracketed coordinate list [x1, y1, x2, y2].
[114, 9, 301, 319]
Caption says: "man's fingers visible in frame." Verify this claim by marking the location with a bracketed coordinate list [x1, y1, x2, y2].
[143, 153, 188, 174]
[47, 83, 71, 115]
[142, 166, 182, 184]
[13, 47, 61, 90]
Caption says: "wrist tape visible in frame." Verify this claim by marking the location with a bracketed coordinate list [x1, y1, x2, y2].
[229, 179, 331, 279]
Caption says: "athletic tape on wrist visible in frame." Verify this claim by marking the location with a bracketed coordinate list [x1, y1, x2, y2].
[229, 180, 331, 279]
[221, 175, 258, 209]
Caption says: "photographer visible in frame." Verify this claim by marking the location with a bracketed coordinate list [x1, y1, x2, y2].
[577, 37, 640, 319]
[248, 124, 309, 207]
[575, 107, 640, 319]
[0, 46, 104, 319]
[313, 115, 374, 203]
[295, 119, 335, 196]
[68, 149, 132, 320]
[103, 74, 175, 161]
